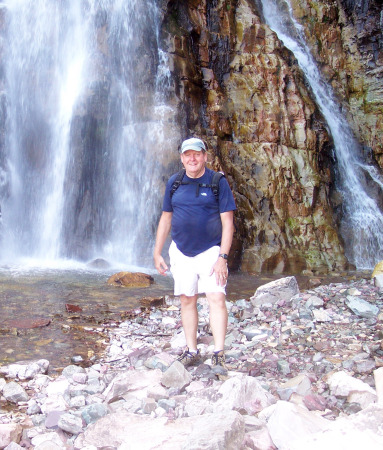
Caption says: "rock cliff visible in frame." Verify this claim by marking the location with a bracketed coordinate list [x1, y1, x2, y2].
[158, 0, 383, 274]
[288, 0, 383, 168]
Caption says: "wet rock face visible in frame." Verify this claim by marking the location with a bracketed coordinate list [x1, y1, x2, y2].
[288, 0, 383, 168]
[160, 0, 348, 273]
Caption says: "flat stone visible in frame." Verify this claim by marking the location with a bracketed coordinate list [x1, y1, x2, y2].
[3, 318, 51, 329]
[345, 296, 379, 318]
[65, 304, 83, 313]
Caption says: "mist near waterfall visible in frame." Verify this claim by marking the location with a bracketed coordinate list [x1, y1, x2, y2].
[0, 0, 176, 269]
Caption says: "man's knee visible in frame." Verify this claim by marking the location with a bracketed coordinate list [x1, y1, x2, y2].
[207, 292, 227, 307]
[180, 295, 198, 306]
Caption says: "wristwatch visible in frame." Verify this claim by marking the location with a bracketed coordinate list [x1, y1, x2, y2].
[219, 253, 228, 260]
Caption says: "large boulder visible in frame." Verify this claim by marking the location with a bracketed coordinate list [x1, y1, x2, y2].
[251, 276, 300, 306]
[107, 272, 154, 287]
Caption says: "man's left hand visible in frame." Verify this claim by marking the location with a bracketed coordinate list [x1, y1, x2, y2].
[210, 257, 228, 286]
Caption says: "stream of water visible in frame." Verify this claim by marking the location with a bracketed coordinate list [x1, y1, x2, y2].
[260, 0, 383, 269]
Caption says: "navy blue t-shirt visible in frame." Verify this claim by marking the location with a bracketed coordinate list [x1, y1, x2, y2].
[162, 168, 236, 257]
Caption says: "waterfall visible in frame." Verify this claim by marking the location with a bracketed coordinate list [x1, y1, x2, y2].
[0, 0, 175, 268]
[261, 0, 383, 269]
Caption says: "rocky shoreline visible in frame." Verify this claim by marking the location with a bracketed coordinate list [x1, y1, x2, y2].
[0, 275, 383, 449]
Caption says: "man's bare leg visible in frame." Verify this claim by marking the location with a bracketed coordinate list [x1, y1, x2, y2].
[206, 292, 228, 352]
[180, 294, 198, 351]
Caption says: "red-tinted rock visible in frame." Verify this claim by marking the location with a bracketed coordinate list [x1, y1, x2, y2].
[303, 394, 328, 411]
[5, 318, 51, 329]
[65, 304, 83, 313]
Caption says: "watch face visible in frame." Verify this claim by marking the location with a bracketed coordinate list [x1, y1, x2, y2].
[220, 254, 228, 259]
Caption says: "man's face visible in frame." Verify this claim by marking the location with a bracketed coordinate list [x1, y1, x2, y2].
[181, 150, 207, 178]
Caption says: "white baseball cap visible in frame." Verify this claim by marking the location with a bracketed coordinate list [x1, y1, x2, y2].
[180, 137, 206, 154]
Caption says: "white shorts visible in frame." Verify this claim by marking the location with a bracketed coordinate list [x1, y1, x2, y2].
[169, 241, 226, 296]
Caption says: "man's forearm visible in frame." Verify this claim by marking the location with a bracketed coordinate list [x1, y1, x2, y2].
[219, 211, 234, 255]
[154, 212, 172, 257]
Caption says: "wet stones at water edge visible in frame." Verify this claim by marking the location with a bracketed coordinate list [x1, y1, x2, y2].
[0, 276, 382, 448]
[107, 271, 154, 287]
[0, 318, 51, 330]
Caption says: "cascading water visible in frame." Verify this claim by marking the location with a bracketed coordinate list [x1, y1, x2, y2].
[260, 0, 383, 269]
[0, 0, 175, 268]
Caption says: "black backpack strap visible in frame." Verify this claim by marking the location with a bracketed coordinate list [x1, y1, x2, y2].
[211, 171, 224, 198]
[171, 169, 224, 199]
[197, 171, 224, 199]
[170, 169, 186, 197]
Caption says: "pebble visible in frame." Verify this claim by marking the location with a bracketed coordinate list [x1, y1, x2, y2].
[0, 276, 382, 449]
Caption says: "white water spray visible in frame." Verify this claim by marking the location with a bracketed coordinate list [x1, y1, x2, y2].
[261, 0, 383, 269]
[0, 0, 175, 267]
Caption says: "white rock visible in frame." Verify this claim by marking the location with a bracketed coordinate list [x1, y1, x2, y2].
[0, 424, 22, 449]
[184, 397, 213, 416]
[161, 361, 192, 390]
[345, 296, 379, 318]
[347, 390, 377, 409]
[79, 410, 244, 449]
[374, 273, 383, 287]
[169, 330, 186, 349]
[312, 308, 332, 322]
[2, 381, 29, 403]
[266, 401, 331, 449]
[374, 367, 383, 404]
[58, 413, 84, 435]
[214, 374, 276, 415]
[45, 377, 70, 397]
[326, 371, 376, 397]
[183, 411, 245, 450]
[103, 369, 163, 403]
[3, 442, 24, 450]
[251, 276, 300, 306]
[31, 431, 65, 448]
[277, 374, 312, 401]
[40, 395, 69, 414]
[290, 404, 383, 450]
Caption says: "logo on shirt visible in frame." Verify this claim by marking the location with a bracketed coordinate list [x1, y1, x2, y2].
[201, 193, 207, 196]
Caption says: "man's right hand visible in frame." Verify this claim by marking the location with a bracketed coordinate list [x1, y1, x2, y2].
[154, 254, 168, 275]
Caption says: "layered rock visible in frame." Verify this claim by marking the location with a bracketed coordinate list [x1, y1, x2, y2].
[159, 0, 349, 273]
[288, 0, 383, 168]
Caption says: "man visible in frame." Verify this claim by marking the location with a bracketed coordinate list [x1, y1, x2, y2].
[153, 137, 236, 370]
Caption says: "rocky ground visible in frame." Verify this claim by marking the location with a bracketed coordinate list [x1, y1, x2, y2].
[0, 275, 383, 449]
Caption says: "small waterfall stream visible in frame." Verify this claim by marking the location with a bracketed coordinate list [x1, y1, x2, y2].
[0, 0, 174, 268]
[261, 0, 383, 269]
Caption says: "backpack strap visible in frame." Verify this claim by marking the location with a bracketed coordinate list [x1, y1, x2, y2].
[199, 171, 224, 198]
[170, 169, 224, 199]
[170, 169, 187, 197]
[210, 171, 224, 198]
